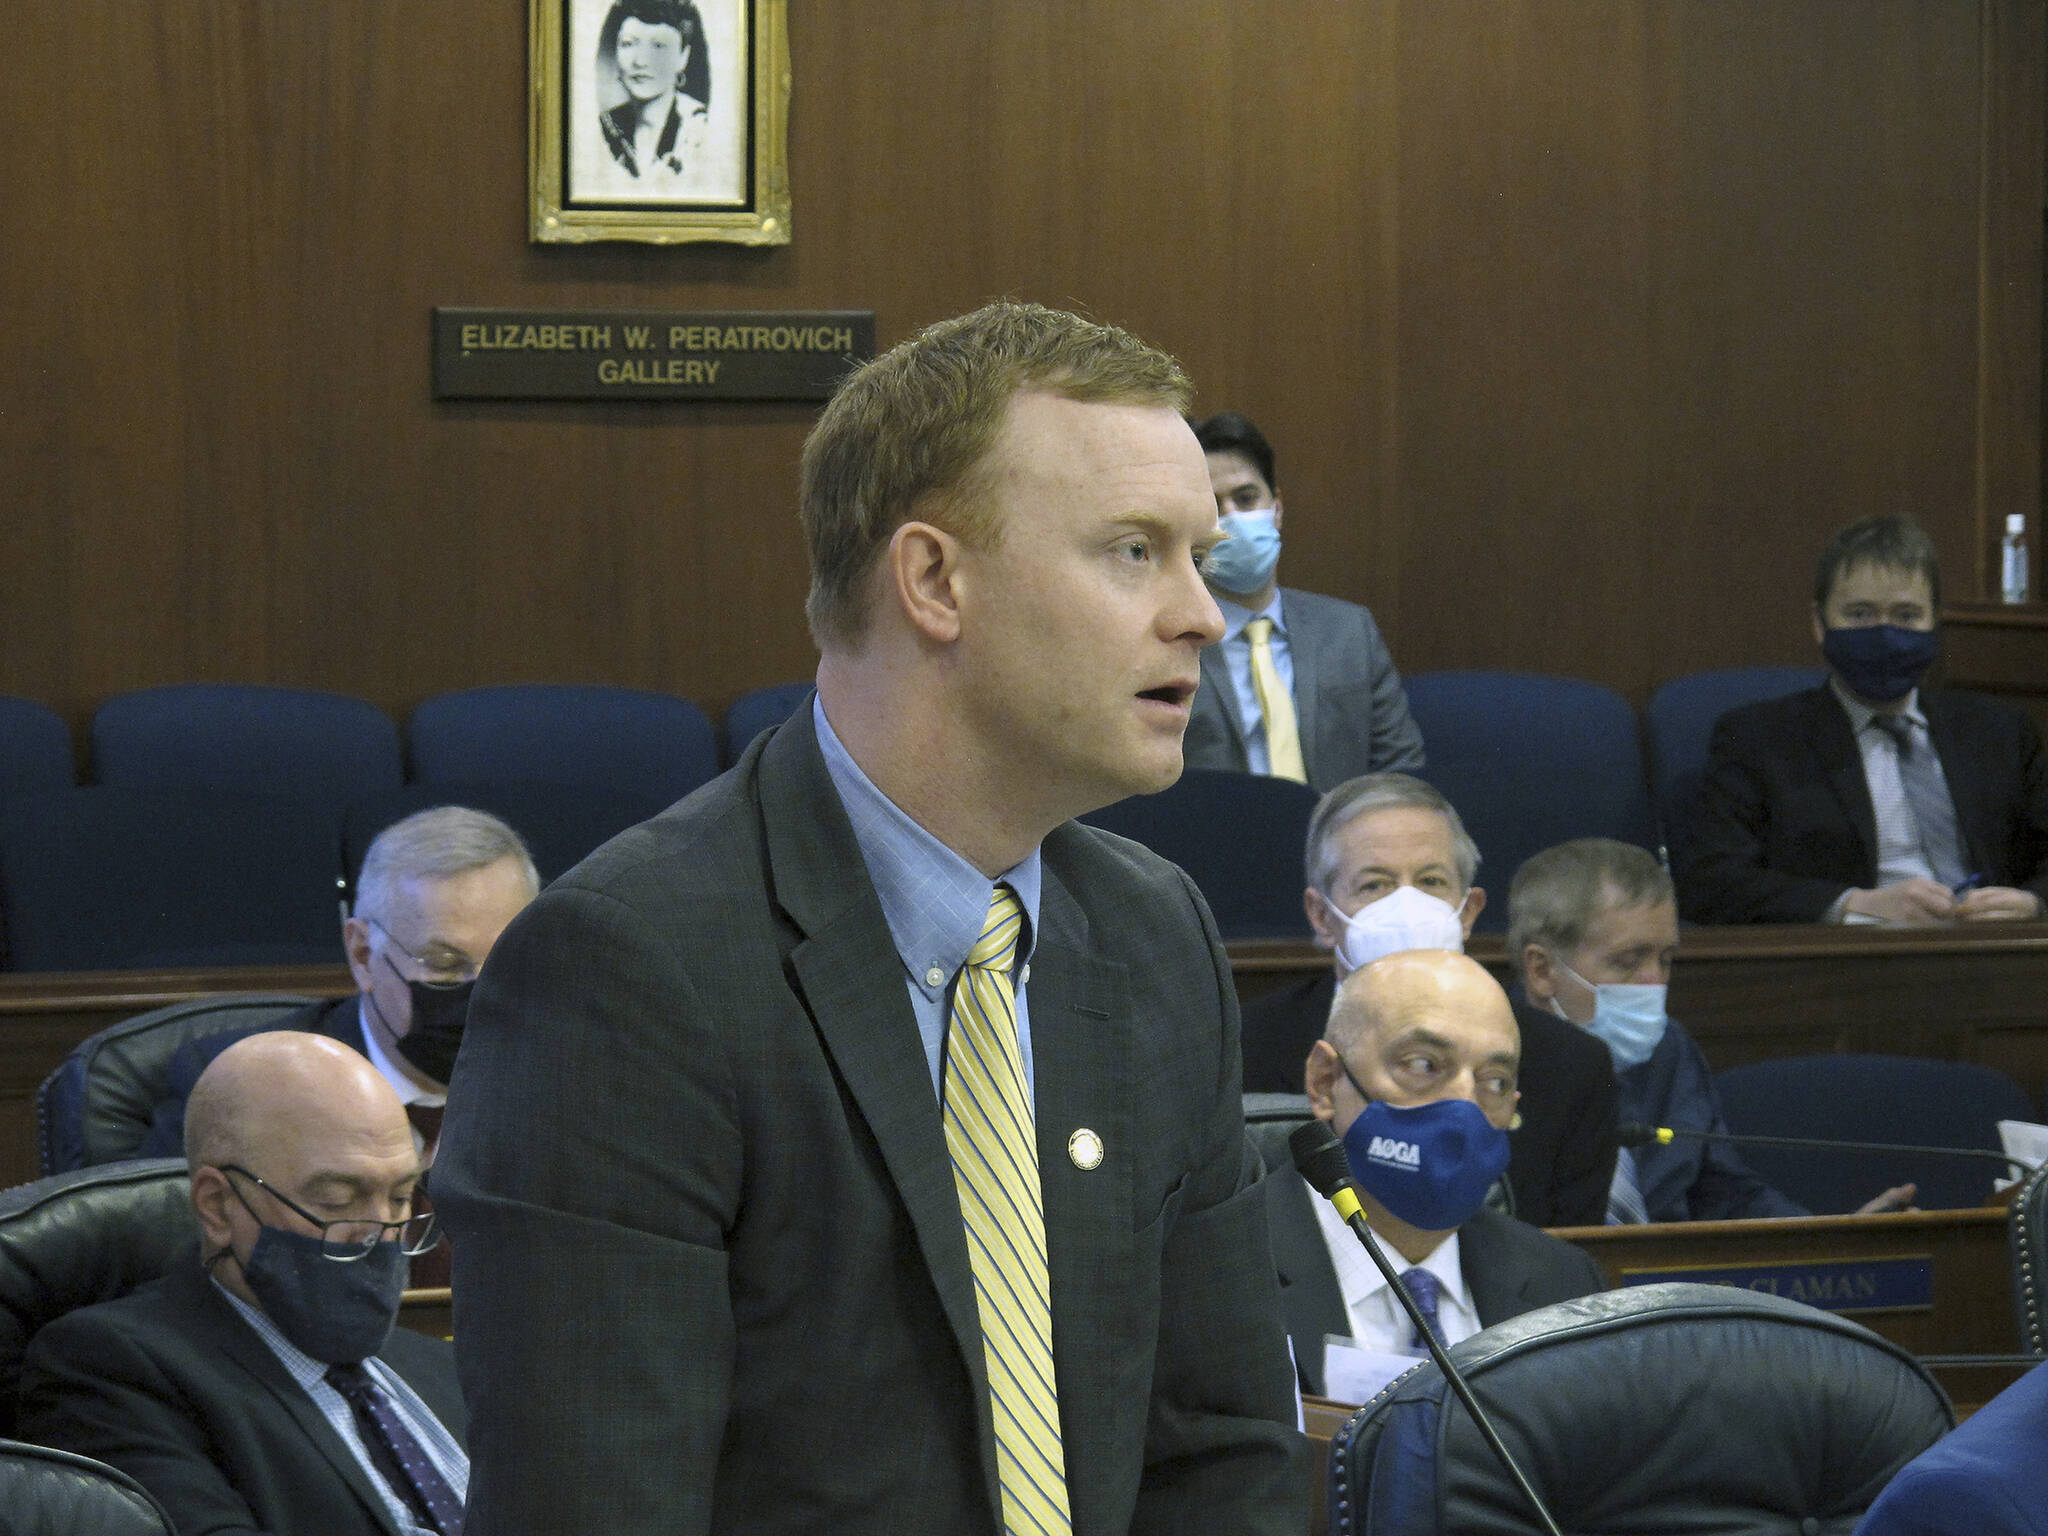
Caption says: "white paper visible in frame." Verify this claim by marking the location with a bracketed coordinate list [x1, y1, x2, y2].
[1321, 1335, 1424, 1407]
[1995, 1119, 2048, 1190]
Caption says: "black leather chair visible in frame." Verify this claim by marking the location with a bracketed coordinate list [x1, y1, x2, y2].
[1328, 1281, 1953, 1535]
[2009, 1162, 2048, 1355]
[37, 996, 315, 1175]
[1244, 1092, 1315, 1175]
[0, 1160, 193, 1437]
[0, 1440, 176, 1535]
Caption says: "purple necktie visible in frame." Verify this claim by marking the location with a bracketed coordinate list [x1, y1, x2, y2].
[326, 1362, 464, 1535]
[1398, 1266, 1446, 1357]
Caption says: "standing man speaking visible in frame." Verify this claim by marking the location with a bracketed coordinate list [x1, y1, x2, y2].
[434, 303, 1307, 1535]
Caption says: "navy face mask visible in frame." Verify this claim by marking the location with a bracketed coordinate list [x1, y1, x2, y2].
[1821, 624, 1939, 704]
[236, 1226, 408, 1363]
[1339, 1084, 1510, 1232]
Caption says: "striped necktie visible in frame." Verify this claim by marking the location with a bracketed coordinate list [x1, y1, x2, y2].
[942, 886, 1071, 1535]
[1873, 715, 1970, 888]
[1245, 616, 1308, 783]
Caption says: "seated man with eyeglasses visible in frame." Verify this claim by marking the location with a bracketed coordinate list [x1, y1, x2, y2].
[142, 804, 539, 1169]
[21, 1031, 468, 1536]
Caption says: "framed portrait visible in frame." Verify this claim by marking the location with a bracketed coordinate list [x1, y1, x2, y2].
[529, 0, 790, 245]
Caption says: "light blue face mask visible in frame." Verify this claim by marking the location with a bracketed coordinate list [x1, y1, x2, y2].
[1550, 958, 1668, 1070]
[1205, 509, 1281, 595]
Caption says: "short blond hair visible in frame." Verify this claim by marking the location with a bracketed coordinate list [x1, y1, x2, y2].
[799, 300, 1193, 649]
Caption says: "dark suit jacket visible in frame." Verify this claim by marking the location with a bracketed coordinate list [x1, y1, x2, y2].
[1185, 587, 1425, 791]
[141, 995, 363, 1159]
[1676, 684, 2048, 924]
[431, 707, 1306, 1536]
[1261, 1167, 1606, 1397]
[1239, 974, 1619, 1228]
[18, 1258, 465, 1536]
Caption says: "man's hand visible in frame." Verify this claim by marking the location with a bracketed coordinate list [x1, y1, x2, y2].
[1855, 1183, 1917, 1214]
[1841, 880, 1956, 925]
[1955, 886, 2046, 922]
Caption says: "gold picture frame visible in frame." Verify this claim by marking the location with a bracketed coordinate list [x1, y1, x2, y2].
[530, 0, 790, 246]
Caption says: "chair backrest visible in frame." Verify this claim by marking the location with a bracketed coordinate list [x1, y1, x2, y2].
[722, 682, 813, 767]
[408, 685, 718, 820]
[1646, 666, 1822, 859]
[0, 1160, 194, 1437]
[90, 684, 402, 819]
[1079, 770, 1320, 941]
[0, 1440, 176, 1535]
[1243, 1092, 1315, 1175]
[1714, 1053, 2036, 1213]
[37, 995, 316, 1175]
[0, 699, 73, 804]
[1401, 672, 1655, 929]
[0, 789, 342, 972]
[342, 781, 647, 891]
[1329, 1281, 1952, 1536]
[2008, 1162, 2048, 1354]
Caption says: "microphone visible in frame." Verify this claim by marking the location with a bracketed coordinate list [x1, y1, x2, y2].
[1619, 1123, 2028, 1176]
[1289, 1121, 1563, 1536]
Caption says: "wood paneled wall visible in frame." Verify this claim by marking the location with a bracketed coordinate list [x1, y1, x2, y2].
[1, 1, 2038, 742]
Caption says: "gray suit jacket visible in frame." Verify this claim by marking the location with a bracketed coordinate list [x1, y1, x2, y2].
[1262, 1167, 1606, 1398]
[432, 706, 1306, 1536]
[1185, 587, 1424, 791]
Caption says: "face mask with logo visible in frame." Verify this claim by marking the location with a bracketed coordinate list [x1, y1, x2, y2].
[236, 1225, 408, 1363]
[1821, 623, 1940, 704]
[1337, 1077, 1510, 1231]
[1549, 957, 1669, 1070]
[1324, 885, 1467, 977]
[1205, 509, 1282, 595]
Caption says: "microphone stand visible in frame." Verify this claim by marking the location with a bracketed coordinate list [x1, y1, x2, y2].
[1290, 1121, 1563, 1536]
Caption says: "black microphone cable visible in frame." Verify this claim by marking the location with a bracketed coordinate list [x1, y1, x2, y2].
[1289, 1119, 1564, 1536]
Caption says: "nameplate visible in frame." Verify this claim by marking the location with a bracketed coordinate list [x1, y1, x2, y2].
[1619, 1256, 1933, 1314]
[431, 309, 876, 401]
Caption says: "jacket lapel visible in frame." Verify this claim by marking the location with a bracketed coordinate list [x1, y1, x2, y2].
[1265, 1168, 1349, 1398]
[177, 1265, 406, 1536]
[1197, 640, 1248, 762]
[1807, 688, 1879, 876]
[1925, 692, 1992, 871]
[756, 710, 989, 1454]
[1460, 1209, 1531, 1328]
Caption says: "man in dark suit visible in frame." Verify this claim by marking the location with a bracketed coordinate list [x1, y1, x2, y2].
[141, 804, 540, 1161]
[1266, 951, 1606, 1397]
[20, 1031, 467, 1535]
[1678, 513, 2048, 925]
[1242, 773, 1617, 1226]
[433, 304, 1306, 1535]
[1181, 412, 1424, 790]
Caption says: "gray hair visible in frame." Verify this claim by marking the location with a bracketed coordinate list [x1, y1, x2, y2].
[1505, 838, 1674, 979]
[354, 806, 540, 923]
[1305, 772, 1480, 895]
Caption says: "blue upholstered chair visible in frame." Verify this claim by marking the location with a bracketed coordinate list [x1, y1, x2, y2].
[1079, 770, 1320, 941]
[1645, 666, 1822, 861]
[1714, 1053, 2036, 1213]
[0, 788, 341, 972]
[89, 685, 401, 822]
[408, 685, 718, 821]
[1401, 672, 1656, 928]
[342, 781, 647, 890]
[722, 682, 813, 767]
[0, 699, 73, 804]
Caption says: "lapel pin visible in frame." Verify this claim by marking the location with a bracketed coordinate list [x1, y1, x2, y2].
[1068, 1128, 1104, 1171]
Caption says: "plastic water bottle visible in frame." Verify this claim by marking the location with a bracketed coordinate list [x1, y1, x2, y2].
[2003, 513, 2030, 605]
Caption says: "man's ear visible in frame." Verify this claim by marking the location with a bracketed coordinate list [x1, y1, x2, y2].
[1303, 1040, 1343, 1124]
[888, 521, 963, 644]
[1458, 886, 1487, 940]
[1520, 943, 1558, 1005]
[342, 916, 375, 993]
[1271, 495, 1284, 534]
[189, 1165, 236, 1253]
[1810, 602, 1827, 649]
[1304, 887, 1339, 951]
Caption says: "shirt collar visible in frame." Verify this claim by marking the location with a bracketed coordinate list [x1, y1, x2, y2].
[1216, 589, 1287, 644]
[1829, 674, 1926, 734]
[812, 697, 1042, 1004]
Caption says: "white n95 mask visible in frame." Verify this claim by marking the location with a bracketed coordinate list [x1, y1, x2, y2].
[1326, 885, 1467, 976]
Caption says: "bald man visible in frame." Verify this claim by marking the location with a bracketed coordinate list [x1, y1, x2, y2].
[1262, 951, 1606, 1397]
[21, 1032, 468, 1536]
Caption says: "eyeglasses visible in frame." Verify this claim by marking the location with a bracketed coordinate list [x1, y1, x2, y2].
[368, 919, 480, 987]
[219, 1165, 438, 1262]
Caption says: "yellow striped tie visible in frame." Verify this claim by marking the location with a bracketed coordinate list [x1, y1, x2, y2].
[1246, 616, 1307, 783]
[942, 886, 1071, 1535]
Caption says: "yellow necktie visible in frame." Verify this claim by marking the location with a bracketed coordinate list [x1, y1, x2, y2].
[942, 887, 1071, 1535]
[1245, 616, 1307, 783]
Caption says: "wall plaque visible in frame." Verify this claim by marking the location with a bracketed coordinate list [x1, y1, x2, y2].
[432, 308, 874, 401]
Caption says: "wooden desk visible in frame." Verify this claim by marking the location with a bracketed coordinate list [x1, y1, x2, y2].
[400, 1286, 453, 1341]
[1231, 923, 2048, 1089]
